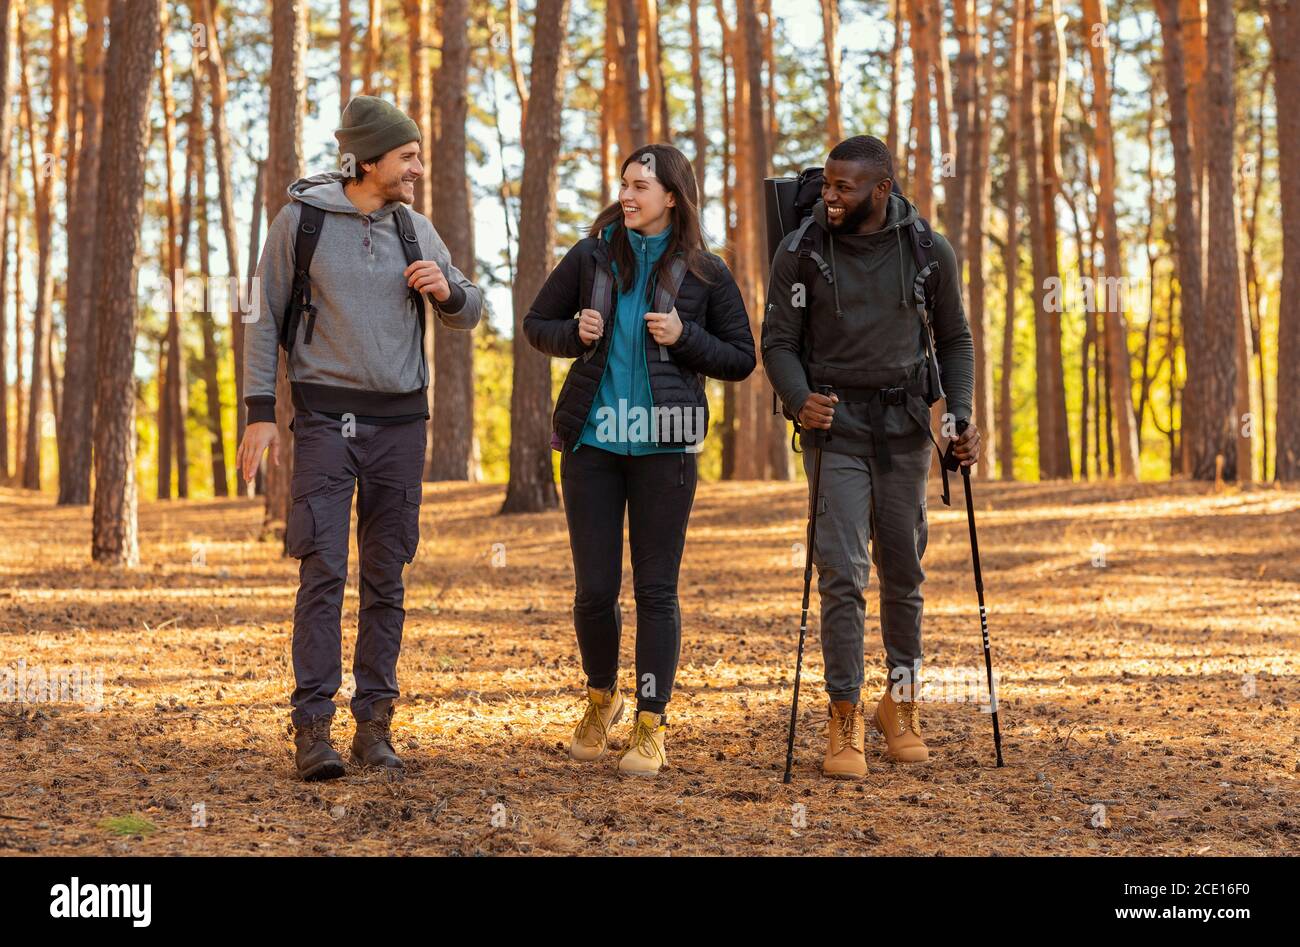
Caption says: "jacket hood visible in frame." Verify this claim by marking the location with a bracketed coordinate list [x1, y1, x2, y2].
[814, 190, 921, 314]
[287, 171, 403, 219]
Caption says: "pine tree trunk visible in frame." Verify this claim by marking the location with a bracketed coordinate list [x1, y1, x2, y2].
[158, 1, 188, 499]
[906, 0, 933, 219]
[1266, 1, 1300, 480]
[428, 0, 476, 482]
[965, 0, 993, 478]
[13, 184, 25, 481]
[1081, 0, 1139, 478]
[198, 0, 245, 467]
[1193, 0, 1240, 480]
[402, 0, 429, 219]
[714, 2, 737, 478]
[821, 0, 842, 148]
[951, 0, 976, 269]
[263, 0, 306, 543]
[500, 0, 570, 514]
[92, 0, 162, 565]
[339, 0, 352, 117]
[618, 0, 645, 147]
[929, 0, 958, 247]
[1029, 0, 1071, 478]
[191, 52, 228, 496]
[1155, 0, 1205, 478]
[18, 1, 67, 491]
[887, 0, 903, 163]
[688, 0, 706, 204]
[642, 0, 667, 141]
[363, 0, 380, 96]
[58, 0, 106, 504]
[245, 157, 264, 497]
[0, 0, 16, 483]
[998, 0, 1023, 481]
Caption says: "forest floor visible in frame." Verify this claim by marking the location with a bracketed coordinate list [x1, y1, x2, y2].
[0, 475, 1297, 856]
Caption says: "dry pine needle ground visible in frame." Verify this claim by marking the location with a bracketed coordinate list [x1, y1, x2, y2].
[0, 477, 1296, 856]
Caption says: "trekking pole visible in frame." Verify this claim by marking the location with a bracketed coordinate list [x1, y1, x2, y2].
[783, 386, 833, 784]
[942, 419, 1005, 767]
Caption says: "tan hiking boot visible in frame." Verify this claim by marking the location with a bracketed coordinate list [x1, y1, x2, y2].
[822, 700, 867, 779]
[570, 686, 625, 761]
[617, 711, 667, 776]
[873, 685, 929, 762]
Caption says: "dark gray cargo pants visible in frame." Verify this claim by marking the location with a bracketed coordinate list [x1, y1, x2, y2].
[802, 440, 930, 704]
[285, 407, 426, 728]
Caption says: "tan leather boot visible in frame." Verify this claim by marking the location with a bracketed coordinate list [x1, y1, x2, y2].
[873, 685, 929, 762]
[570, 686, 625, 761]
[822, 700, 867, 779]
[616, 711, 667, 776]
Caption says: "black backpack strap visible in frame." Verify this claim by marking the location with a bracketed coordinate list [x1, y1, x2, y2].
[907, 216, 940, 309]
[650, 255, 689, 362]
[792, 216, 834, 287]
[392, 206, 430, 387]
[583, 239, 616, 363]
[281, 203, 326, 357]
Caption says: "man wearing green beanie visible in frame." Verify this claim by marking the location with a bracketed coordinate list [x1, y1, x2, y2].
[238, 95, 483, 781]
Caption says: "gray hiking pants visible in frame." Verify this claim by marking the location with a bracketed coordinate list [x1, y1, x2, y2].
[802, 440, 930, 704]
[285, 407, 426, 728]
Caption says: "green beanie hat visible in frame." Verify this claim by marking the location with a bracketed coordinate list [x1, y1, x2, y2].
[335, 95, 421, 167]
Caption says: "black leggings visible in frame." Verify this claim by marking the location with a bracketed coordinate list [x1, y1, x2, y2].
[560, 445, 698, 714]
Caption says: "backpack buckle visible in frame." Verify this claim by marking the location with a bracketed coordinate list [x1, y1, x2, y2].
[301, 304, 318, 344]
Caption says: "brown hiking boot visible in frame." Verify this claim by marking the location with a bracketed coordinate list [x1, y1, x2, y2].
[822, 700, 867, 779]
[351, 698, 403, 770]
[570, 685, 625, 761]
[616, 711, 667, 777]
[873, 685, 929, 762]
[294, 714, 346, 782]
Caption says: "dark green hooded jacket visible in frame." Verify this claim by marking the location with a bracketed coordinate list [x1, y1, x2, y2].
[760, 192, 975, 457]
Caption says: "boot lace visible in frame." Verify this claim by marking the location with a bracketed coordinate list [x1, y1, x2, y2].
[576, 697, 611, 745]
[621, 716, 664, 763]
[372, 717, 394, 747]
[836, 705, 863, 749]
[305, 716, 334, 747]
[896, 700, 921, 736]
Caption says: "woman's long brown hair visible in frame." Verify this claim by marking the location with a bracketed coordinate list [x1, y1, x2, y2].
[588, 143, 715, 299]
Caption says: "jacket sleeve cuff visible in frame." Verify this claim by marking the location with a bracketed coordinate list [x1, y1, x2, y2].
[246, 398, 277, 425]
[433, 282, 467, 315]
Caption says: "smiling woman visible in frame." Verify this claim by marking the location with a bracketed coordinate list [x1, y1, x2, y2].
[522, 141, 756, 777]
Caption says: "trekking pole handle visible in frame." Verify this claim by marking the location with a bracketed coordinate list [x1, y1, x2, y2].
[941, 417, 970, 472]
[813, 385, 835, 447]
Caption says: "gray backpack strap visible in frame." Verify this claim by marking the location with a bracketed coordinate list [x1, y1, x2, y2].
[650, 255, 689, 361]
[582, 262, 615, 363]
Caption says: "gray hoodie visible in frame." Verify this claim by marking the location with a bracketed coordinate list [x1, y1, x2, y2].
[244, 171, 482, 423]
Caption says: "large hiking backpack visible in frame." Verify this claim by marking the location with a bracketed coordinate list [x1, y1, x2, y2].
[763, 168, 956, 502]
[278, 203, 430, 385]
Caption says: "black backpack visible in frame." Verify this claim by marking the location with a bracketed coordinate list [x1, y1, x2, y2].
[278, 203, 429, 381]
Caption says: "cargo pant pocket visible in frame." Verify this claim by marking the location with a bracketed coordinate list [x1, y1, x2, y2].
[399, 484, 422, 563]
[286, 475, 331, 559]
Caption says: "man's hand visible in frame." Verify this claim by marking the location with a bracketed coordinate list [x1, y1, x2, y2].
[644, 307, 683, 346]
[404, 260, 450, 302]
[952, 419, 981, 467]
[577, 308, 604, 345]
[797, 391, 838, 430]
[236, 421, 280, 482]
